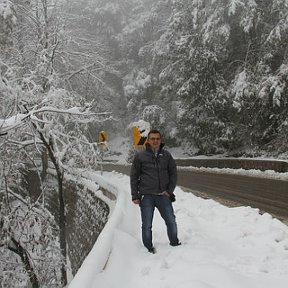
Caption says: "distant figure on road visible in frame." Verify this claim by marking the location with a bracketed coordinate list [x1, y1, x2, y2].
[130, 129, 180, 253]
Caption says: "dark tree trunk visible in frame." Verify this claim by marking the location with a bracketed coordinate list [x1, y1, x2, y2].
[41, 148, 48, 181]
[8, 238, 39, 288]
[57, 170, 67, 286]
[38, 131, 67, 286]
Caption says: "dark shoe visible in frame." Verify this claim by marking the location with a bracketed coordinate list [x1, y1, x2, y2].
[148, 247, 156, 254]
[170, 241, 181, 247]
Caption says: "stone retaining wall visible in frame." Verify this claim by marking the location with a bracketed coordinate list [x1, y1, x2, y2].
[64, 183, 109, 275]
[46, 181, 109, 276]
[23, 171, 110, 276]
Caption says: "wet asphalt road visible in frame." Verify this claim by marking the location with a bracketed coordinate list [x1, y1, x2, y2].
[101, 163, 288, 223]
[177, 169, 288, 222]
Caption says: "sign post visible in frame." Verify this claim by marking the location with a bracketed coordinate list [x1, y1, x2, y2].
[98, 131, 107, 175]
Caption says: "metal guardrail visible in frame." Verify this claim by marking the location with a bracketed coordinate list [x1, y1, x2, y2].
[175, 158, 288, 173]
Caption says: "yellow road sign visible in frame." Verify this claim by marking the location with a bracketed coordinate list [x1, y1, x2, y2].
[99, 131, 107, 143]
[133, 126, 147, 147]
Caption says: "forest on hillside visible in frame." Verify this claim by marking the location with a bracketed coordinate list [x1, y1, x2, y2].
[1, 0, 288, 287]
[91, 0, 288, 156]
[1, 0, 288, 156]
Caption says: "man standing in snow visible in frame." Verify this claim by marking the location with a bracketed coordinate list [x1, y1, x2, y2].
[130, 129, 180, 253]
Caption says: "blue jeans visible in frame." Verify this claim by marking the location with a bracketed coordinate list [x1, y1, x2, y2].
[140, 194, 179, 250]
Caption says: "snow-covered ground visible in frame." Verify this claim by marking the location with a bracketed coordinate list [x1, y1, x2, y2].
[68, 169, 288, 288]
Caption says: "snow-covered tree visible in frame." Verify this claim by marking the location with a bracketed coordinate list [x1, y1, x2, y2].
[0, 188, 63, 287]
[0, 0, 16, 47]
[226, 0, 288, 153]
[147, 0, 288, 154]
[0, 85, 111, 286]
[0, 0, 113, 286]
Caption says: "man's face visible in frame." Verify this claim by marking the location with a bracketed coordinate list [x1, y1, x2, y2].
[148, 133, 161, 149]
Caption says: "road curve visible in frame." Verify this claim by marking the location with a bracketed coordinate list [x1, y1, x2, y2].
[101, 163, 288, 223]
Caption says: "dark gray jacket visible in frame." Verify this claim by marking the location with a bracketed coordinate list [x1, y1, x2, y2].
[130, 143, 177, 200]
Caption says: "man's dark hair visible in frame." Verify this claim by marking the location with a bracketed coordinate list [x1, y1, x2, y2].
[148, 130, 161, 139]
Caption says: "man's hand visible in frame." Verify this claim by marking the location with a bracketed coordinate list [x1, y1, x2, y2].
[162, 191, 171, 197]
[132, 199, 140, 205]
